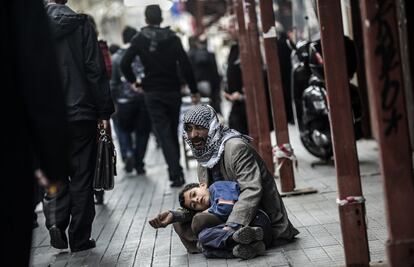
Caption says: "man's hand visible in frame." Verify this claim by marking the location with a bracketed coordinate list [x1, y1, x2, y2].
[191, 93, 201, 104]
[222, 226, 233, 231]
[132, 81, 144, 93]
[224, 91, 244, 102]
[98, 119, 112, 137]
[149, 211, 173, 229]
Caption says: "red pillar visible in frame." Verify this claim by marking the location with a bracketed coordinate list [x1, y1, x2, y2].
[360, 0, 414, 265]
[244, 0, 274, 173]
[258, 0, 295, 192]
[317, 0, 370, 265]
[233, 0, 259, 149]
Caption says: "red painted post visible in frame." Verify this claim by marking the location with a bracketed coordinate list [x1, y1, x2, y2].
[244, 0, 274, 173]
[195, 0, 204, 36]
[233, 0, 259, 149]
[360, 0, 414, 265]
[317, 0, 370, 265]
[258, 0, 295, 192]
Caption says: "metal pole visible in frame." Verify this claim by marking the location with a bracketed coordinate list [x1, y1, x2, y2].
[233, 0, 259, 149]
[258, 0, 295, 192]
[317, 0, 370, 265]
[360, 0, 414, 265]
[244, 0, 274, 173]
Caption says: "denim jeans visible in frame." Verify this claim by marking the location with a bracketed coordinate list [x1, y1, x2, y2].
[197, 210, 272, 258]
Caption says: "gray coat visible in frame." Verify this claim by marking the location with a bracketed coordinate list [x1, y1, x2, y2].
[197, 137, 299, 242]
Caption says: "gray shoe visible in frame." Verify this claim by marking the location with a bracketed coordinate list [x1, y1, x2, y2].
[233, 241, 266, 260]
[233, 226, 263, 244]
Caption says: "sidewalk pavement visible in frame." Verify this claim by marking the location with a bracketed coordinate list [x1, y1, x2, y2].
[30, 125, 388, 266]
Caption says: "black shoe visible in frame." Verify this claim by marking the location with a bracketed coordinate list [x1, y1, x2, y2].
[136, 167, 146, 176]
[71, 238, 96, 253]
[233, 226, 264, 244]
[233, 241, 266, 260]
[49, 225, 68, 249]
[124, 155, 134, 173]
[170, 175, 185, 187]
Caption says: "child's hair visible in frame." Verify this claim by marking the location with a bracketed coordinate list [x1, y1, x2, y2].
[178, 183, 200, 209]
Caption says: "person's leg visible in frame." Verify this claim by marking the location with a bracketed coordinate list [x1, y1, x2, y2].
[112, 112, 133, 162]
[145, 92, 183, 183]
[117, 102, 137, 173]
[172, 212, 223, 253]
[134, 96, 151, 174]
[165, 92, 184, 183]
[67, 121, 97, 251]
[173, 221, 200, 253]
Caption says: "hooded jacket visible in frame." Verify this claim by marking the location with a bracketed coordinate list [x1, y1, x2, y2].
[46, 4, 114, 121]
[121, 26, 197, 93]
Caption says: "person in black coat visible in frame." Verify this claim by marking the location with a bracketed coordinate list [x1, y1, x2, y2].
[44, 0, 114, 253]
[2, 0, 68, 265]
[121, 5, 199, 187]
[188, 36, 222, 114]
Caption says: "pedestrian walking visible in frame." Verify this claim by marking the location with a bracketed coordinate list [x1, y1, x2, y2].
[188, 36, 222, 114]
[121, 4, 199, 187]
[44, 0, 114, 252]
[3, 0, 68, 265]
[111, 26, 151, 176]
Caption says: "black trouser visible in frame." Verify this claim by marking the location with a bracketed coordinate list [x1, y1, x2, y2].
[144, 91, 183, 181]
[117, 96, 151, 171]
[43, 120, 97, 250]
[229, 102, 248, 135]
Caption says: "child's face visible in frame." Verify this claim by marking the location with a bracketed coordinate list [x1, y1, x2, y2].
[183, 183, 210, 211]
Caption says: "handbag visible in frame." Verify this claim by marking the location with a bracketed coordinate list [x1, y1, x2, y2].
[93, 127, 117, 191]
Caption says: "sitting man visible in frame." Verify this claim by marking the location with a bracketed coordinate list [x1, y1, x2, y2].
[179, 181, 272, 259]
[149, 104, 299, 253]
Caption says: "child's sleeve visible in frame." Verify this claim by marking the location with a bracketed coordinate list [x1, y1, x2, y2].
[208, 202, 234, 222]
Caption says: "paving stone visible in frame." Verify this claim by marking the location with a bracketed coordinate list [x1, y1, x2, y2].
[30, 127, 387, 266]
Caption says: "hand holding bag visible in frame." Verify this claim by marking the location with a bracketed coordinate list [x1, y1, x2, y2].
[93, 127, 117, 191]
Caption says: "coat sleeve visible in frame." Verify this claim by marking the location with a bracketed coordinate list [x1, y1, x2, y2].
[109, 53, 122, 101]
[226, 142, 263, 226]
[83, 21, 114, 120]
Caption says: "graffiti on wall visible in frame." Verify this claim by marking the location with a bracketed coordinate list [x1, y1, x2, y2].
[374, 0, 403, 136]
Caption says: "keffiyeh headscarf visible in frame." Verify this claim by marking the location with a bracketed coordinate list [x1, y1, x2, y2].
[183, 104, 252, 168]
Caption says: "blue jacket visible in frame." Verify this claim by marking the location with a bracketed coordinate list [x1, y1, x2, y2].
[208, 181, 240, 221]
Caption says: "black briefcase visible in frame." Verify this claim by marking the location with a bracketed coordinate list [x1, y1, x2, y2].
[93, 128, 117, 191]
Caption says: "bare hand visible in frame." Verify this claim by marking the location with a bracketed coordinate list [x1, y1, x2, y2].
[34, 169, 49, 187]
[223, 226, 232, 231]
[149, 211, 173, 229]
[191, 93, 201, 104]
[132, 81, 143, 93]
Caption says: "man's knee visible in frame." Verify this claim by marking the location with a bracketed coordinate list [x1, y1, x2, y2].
[191, 213, 223, 235]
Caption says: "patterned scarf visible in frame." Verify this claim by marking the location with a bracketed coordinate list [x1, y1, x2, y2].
[183, 105, 251, 168]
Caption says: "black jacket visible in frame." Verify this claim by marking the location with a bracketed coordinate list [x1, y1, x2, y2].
[46, 4, 114, 121]
[121, 25, 197, 93]
[110, 48, 144, 101]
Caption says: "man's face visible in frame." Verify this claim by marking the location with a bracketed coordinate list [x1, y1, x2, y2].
[183, 183, 210, 211]
[184, 123, 209, 150]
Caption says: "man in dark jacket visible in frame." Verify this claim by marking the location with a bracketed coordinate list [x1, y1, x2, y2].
[44, 0, 114, 252]
[2, 0, 68, 265]
[121, 5, 199, 187]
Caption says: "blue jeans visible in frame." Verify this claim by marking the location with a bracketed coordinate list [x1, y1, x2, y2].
[198, 210, 272, 258]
